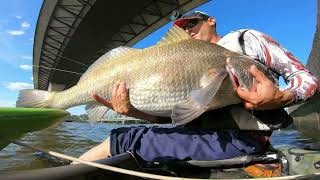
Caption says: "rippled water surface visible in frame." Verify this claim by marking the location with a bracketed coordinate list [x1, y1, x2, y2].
[0, 122, 318, 171]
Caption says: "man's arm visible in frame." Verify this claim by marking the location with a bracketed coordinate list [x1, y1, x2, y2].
[238, 30, 318, 109]
[92, 81, 171, 124]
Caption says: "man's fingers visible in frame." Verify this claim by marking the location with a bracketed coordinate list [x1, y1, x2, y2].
[237, 87, 257, 102]
[118, 81, 129, 100]
[236, 89, 258, 109]
[118, 82, 127, 94]
[250, 65, 268, 83]
[112, 81, 120, 100]
[244, 102, 256, 110]
[92, 94, 114, 109]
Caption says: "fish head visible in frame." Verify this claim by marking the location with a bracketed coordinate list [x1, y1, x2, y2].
[225, 56, 257, 91]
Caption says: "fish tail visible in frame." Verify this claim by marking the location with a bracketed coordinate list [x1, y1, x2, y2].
[16, 89, 57, 108]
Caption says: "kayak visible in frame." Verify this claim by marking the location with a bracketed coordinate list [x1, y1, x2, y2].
[1, 146, 320, 180]
[0, 107, 69, 150]
[0, 153, 135, 180]
[289, 93, 320, 142]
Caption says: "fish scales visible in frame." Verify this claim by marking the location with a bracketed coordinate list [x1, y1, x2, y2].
[17, 26, 275, 123]
[50, 40, 219, 110]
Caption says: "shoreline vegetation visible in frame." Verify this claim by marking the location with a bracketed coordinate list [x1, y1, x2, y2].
[66, 114, 152, 124]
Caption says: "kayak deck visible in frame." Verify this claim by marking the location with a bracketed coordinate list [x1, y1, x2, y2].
[2, 146, 320, 180]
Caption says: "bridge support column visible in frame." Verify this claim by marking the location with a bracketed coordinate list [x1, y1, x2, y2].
[48, 83, 66, 92]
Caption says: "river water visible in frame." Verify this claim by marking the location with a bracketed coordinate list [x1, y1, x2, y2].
[0, 122, 317, 171]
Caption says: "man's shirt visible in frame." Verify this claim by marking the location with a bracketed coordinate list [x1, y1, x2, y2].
[217, 29, 318, 104]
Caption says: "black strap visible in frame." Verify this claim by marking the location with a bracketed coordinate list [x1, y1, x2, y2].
[239, 30, 249, 55]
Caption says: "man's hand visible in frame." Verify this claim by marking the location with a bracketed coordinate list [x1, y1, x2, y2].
[92, 81, 171, 123]
[92, 81, 135, 116]
[236, 65, 293, 110]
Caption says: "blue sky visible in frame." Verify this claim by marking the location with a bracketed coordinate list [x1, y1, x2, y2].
[0, 0, 317, 115]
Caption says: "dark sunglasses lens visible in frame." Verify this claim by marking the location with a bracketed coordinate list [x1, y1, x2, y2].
[183, 19, 200, 29]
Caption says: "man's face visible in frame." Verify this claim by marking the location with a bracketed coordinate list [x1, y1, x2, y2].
[183, 18, 215, 42]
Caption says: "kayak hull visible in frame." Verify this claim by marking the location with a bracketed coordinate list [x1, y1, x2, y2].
[0, 107, 69, 150]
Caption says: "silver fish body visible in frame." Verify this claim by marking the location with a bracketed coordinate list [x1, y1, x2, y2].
[53, 40, 233, 111]
[17, 26, 275, 123]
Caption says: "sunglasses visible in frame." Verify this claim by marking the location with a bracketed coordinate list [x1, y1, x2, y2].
[182, 19, 204, 30]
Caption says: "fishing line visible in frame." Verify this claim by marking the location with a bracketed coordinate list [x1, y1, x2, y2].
[33, 50, 113, 156]
[41, 50, 89, 67]
[32, 65, 83, 75]
[34, 63, 98, 153]
[33, 63, 101, 153]
[32, 58, 129, 160]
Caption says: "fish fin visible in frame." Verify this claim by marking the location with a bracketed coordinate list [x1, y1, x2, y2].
[16, 89, 56, 108]
[85, 103, 110, 122]
[171, 103, 209, 125]
[157, 25, 191, 46]
[79, 46, 138, 82]
[172, 70, 228, 125]
[229, 106, 270, 130]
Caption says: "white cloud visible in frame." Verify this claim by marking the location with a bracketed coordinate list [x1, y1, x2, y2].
[8, 30, 25, 36]
[21, 56, 32, 60]
[3, 82, 33, 91]
[0, 100, 15, 107]
[30, 76, 34, 81]
[21, 21, 30, 28]
[15, 16, 22, 19]
[20, 64, 32, 70]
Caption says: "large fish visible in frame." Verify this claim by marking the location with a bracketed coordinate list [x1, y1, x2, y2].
[17, 26, 276, 125]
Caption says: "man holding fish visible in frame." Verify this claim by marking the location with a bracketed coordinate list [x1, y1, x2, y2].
[78, 11, 318, 163]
